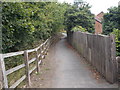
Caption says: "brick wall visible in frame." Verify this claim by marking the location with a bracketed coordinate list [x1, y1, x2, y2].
[95, 20, 102, 34]
[95, 12, 104, 34]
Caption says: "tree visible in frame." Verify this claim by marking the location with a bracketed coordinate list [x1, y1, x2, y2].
[111, 29, 120, 56]
[103, 7, 119, 35]
[2, 2, 67, 53]
[103, 6, 120, 56]
[64, 0, 94, 33]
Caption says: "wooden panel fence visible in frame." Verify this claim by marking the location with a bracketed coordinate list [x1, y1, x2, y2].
[0, 36, 59, 88]
[67, 31, 117, 84]
[116, 56, 120, 87]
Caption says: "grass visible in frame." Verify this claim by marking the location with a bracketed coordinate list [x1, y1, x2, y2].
[7, 67, 25, 87]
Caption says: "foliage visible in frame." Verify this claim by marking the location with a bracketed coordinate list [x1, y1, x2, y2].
[103, 7, 119, 35]
[103, 6, 120, 56]
[2, 1, 95, 53]
[71, 25, 87, 32]
[2, 3, 68, 84]
[111, 28, 120, 56]
[64, 0, 94, 33]
[2, 2, 67, 53]
[60, 29, 66, 33]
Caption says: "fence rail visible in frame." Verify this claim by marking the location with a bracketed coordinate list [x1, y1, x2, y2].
[67, 31, 117, 84]
[0, 36, 58, 88]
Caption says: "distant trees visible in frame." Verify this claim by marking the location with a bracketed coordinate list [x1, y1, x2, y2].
[103, 6, 120, 56]
[103, 7, 119, 35]
[64, 0, 94, 33]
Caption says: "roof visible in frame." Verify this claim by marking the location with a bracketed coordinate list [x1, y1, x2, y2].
[95, 17, 102, 23]
[97, 11, 104, 17]
[95, 12, 104, 23]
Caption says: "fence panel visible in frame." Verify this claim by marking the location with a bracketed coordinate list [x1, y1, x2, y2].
[68, 31, 117, 83]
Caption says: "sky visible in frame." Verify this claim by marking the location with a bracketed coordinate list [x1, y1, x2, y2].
[58, 0, 120, 15]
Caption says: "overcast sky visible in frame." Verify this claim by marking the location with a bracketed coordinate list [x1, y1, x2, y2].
[58, 0, 120, 15]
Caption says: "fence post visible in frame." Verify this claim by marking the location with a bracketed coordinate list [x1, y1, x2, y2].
[110, 34, 117, 83]
[45, 41, 48, 54]
[24, 50, 31, 86]
[0, 54, 3, 89]
[116, 56, 120, 87]
[35, 49, 40, 73]
[45, 41, 48, 55]
[42, 44, 45, 59]
[89, 48, 92, 63]
[0, 54, 8, 88]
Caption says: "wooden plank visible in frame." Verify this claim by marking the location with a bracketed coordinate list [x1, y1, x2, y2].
[29, 66, 36, 74]
[105, 36, 112, 82]
[6, 64, 25, 75]
[0, 55, 3, 89]
[41, 55, 45, 59]
[44, 47, 46, 51]
[38, 60, 42, 65]
[110, 34, 117, 83]
[27, 40, 49, 53]
[40, 43, 44, 47]
[3, 38, 50, 59]
[44, 48, 48, 55]
[104, 35, 117, 83]
[9, 75, 26, 88]
[36, 50, 40, 73]
[46, 43, 49, 49]
[44, 46, 47, 55]
[116, 56, 120, 67]
[3, 51, 24, 58]
[24, 50, 31, 86]
[0, 54, 8, 88]
[43, 39, 49, 45]
[28, 58, 36, 64]
[41, 50, 44, 54]
[38, 54, 41, 58]
[117, 57, 120, 86]
[36, 44, 43, 51]
[89, 48, 91, 63]
[27, 49, 36, 53]
[110, 34, 116, 62]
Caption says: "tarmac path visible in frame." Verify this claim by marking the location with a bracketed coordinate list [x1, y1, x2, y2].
[29, 37, 117, 88]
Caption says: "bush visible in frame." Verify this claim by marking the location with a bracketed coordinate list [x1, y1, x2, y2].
[71, 25, 87, 32]
[111, 28, 120, 56]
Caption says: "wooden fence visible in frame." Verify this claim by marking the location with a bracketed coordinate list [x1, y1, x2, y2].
[0, 36, 58, 88]
[116, 57, 120, 86]
[67, 31, 117, 84]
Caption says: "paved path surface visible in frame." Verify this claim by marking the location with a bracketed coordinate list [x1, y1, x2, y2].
[29, 37, 118, 88]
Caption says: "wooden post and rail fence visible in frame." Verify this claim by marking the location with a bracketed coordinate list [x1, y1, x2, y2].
[67, 31, 119, 84]
[0, 36, 59, 89]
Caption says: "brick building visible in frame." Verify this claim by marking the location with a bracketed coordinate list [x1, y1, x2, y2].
[95, 12, 104, 34]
